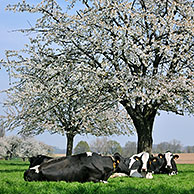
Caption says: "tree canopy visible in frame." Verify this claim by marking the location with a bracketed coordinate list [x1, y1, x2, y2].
[1, 0, 194, 153]
[73, 140, 91, 154]
[0, 136, 52, 160]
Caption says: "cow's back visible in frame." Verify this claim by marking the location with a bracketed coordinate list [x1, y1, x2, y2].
[38, 152, 115, 182]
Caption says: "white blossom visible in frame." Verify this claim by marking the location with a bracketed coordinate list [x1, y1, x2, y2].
[1, 0, 194, 153]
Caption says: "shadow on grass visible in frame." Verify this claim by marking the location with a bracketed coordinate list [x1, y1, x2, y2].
[0, 163, 29, 170]
[1, 162, 29, 166]
[0, 169, 25, 173]
[179, 170, 194, 173]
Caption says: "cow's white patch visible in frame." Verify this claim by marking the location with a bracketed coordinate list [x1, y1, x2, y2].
[130, 171, 143, 178]
[100, 180, 108, 183]
[130, 169, 138, 176]
[128, 156, 136, 169]
[169, 171, 177, 176]
[145, 172, 153, 179]
[30, 165, 40, 173]
[165, 152, 173, 168]
[86, 152, 93, 157]
[130, 152, 149, 172]
[141, 152, 149, 171]
[110, 173, 128, 178]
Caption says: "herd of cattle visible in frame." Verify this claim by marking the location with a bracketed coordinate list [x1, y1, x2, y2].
[24, 151, 179, 183]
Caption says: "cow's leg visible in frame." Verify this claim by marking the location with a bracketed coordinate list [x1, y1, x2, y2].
[100, 180, 108, 183]
[145, 172, 153, 179]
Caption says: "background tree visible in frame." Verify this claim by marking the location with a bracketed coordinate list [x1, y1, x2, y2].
[185, 146, 194, 153]
[105, 140, 122, 155]
[0, 137, 9, 159]
[0, 136, 52, 160]
[0, 120, 5, 137]
[154, 141, 172, 153]
[90, 137, 122, 155]
[169, 139, 182, 153]
[122, 141, 137, 157]
[17, 137, 53, 161]
[1, 0, 194, 153]
[0, 11, 132, 156]
[153, 139, 182, 153]
[1, 58, 132, 155]
[5, 136, 22, 160]
[90, 137, 109, 154]
[73, 140, 90, 154]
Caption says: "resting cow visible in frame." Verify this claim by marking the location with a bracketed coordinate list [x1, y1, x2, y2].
[29, 155, 53, 168]
[111, 154, 143, 178]
[113, 152, 159, 179]
[24, 152, 129, 183]
[127, 152, 160, 179]
[153, 151, 179, 175]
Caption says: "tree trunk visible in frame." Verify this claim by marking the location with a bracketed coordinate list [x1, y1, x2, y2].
[120, 101, 157, 153]
[66, 133, 75, 156]
[132, 109, 157, 153]
[133, 118, 154, 153]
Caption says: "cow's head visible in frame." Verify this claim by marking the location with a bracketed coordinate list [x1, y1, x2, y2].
[121, 155, 142, 177]
[29, 155, 53, 168]
[164, 151, 179, 170]
[128, 155, 142, 172]
[140, 152, 150, 172]
[113, 153, 130, 175]
[124, 152, 150, 174]
[164, 151, 179, 175]
[24, 166, 41, 181]
[148, 155, 163, 173]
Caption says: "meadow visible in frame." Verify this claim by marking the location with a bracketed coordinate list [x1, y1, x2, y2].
[0, 160, 194, 194]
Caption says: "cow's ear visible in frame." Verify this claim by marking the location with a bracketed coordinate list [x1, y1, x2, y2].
[134, 156, 141, 161]
[113, 153, 121, 162]
[173, 155, 179, 160]
[158, 154, 164, 159]
[151, 157, 158, 162]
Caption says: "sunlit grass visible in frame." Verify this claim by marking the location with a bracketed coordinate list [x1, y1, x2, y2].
[0, 160, 194, 194]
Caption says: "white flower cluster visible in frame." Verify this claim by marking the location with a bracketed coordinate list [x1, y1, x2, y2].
[1, 0, 193, 142]
[0, 136, 52, 159]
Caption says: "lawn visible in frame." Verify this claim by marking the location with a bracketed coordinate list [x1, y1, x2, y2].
[0, 160, 194, 194]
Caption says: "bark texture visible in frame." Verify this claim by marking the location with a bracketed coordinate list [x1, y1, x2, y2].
[121, 100, 157, 153]
[66, 133, 75, 156]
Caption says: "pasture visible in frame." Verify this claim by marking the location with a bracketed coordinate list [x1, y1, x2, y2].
[0, 160, 194, 194]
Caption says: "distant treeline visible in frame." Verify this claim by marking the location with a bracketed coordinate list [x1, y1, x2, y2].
[72, 138, 194, 157]
[1, 135, 193, 160]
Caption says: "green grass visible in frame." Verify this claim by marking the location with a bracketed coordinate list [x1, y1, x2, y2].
[0, 160, 194, 194]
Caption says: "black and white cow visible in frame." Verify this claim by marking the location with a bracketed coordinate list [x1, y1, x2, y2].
[113, 152, 158, 179]
[129, 152, 156, 179]
[24, 152, 130, 183]
[111, 153, 143, 178]
[149, 153, 165, 174]
[157, 151, 179, 175]
[150, 151, 179, 175]
[29, 155, 53, 168]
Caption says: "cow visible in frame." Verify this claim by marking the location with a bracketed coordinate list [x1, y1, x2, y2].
[111, 153, 143, 178]
[157, 151, 179, 175]
[112, 152, 158, 179]
[129, 152, 156, 179]
[29, 155, 53, 168]
[24, 152, 130, 183]
[149, 153, 165, 174]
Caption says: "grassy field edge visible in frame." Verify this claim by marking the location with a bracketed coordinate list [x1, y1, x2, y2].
[0, 160, 194, 194]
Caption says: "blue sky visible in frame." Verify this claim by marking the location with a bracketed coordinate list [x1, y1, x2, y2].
[0, 1, 193, 149]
